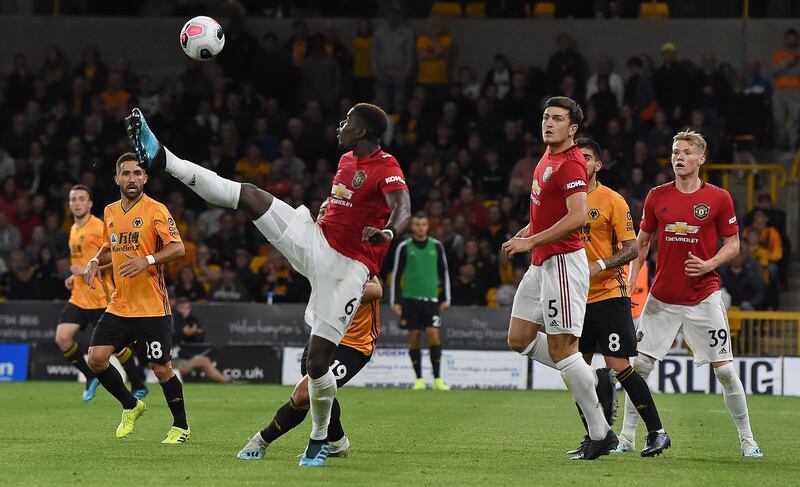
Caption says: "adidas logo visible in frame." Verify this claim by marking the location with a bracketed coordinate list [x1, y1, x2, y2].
[188, 175, 197, 186]
[719, 347, 727, 354]
[338, 316, 347, 324]
[550, 320, 559, 327]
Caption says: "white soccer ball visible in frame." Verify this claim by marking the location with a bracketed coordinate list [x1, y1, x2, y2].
[179, 16, 225, 61]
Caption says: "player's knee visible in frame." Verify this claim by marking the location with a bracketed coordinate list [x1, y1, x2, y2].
[54, 329, 73, 351]
[507, 335, 529, 353]
[546, 337, 578, 363]
[239, 183, 272, 219]
[712, 361, 736, 385]
[87, 349, 110, 372]
[149, 362, 174, 382]
[306, 358, 328, 380]
[291, 387, 310, 407]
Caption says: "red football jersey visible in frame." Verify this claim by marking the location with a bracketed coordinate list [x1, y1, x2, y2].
[640, 181, 739, 305]
[529, 144, 588, 265]
[320, 147, 408, 276]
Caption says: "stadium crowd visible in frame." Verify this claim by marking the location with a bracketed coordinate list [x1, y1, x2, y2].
[0, 12, 794, 309]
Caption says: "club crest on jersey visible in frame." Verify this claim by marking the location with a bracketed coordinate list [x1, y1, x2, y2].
[588, 208, 600, 220]
[694, 204, 710, 220]
[331, 183, 353, 200]
[352, 170, 366, 188]
[132, 217, 144, 228]
[542, 166, 553, 182]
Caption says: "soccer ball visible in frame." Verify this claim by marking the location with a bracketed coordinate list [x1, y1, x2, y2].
[179, 16, 225, 61]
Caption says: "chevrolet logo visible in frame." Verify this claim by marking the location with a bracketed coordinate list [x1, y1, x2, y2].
[331, 183, 353, 200]
[531, 179, 541, 196]
[664, 222, 699, 235]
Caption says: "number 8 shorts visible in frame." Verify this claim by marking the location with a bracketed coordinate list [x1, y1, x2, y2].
[253, 198, 370, 345]
[511, 249, 589, 336]
[636, 290, 734, 365]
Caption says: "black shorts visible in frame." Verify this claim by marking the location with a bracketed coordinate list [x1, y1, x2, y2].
[580, 297, 637, 358]
[400, 298, 441, 331]
[59, 303, 104, 331]
[300, 342, 371, 388]
[90, 312, 174, 365]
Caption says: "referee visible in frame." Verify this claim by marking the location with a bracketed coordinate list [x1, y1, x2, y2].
[390, 212, 451, 391]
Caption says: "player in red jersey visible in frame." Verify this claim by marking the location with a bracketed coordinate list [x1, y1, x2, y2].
[620, 130, 763, 458]
[503, 97, 617, 460]
[126, 103, 410, 466]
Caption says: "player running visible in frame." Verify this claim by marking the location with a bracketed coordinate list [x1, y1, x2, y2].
[504, 97, 617, 460]
[84, 153, 190, 444]
[621, 130, 763, 458]
[566, 138, 669, 458]
[237, 276, 382, 460]
[390, 212, 451, 391]
[56, 184, 147, 401]
[126, 102, 410, 467]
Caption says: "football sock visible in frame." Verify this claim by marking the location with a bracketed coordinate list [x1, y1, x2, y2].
[164, 147, 240, 209]
[520, 332, 557, 369]
[117, 347, 145, 391]
[429, 344, 442, 379]
[617, 365, 663, 433]
[574, 402, 589, 434]
[409, 347, 422, 379]
[63, 342, 94, 383]
[621, 354, 656, 440]
[260, 398, 309, 444]
[557, 352, 609, 441]
[308, 370, 337, 441]
[714, 362, 754, 440]
[327, 398, 345, 443]
[160, 375, 188, 429]
[96, 365, 137, 409]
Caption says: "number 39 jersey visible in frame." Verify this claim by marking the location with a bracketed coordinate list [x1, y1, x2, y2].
[102, 194, 182, 317]
[640, 181, 738, 306]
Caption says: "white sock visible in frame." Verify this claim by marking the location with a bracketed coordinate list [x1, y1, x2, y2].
[714, 362, 754, 440]
[164, 147, 240, 208]
[520, 332, 557, 369]
[557, 352, 609, 440]
[620, 354, 656, 441]
[308, 370, 337, 441]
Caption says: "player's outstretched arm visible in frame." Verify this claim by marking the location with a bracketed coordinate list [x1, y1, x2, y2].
[685, 233, 739, 277]
[362, 189, 411, 243]
[628, 229, 653, 289]
[119, 241, 186, 278]
[84, 246, 111, 289]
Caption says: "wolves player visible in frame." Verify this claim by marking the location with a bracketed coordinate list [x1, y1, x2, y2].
[567, 138, 669, 458]
[57, 184, 146, 401]
[390, 212, 451, 391]
[237, 275, 382, 460]
[127, 103, 410, 466]
[622, 130, 763, 458]
[504, 97, 617, 460]
[84, 154, 189, 443]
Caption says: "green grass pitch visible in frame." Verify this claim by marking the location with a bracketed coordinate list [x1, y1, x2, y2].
[1, 382, 798, 486]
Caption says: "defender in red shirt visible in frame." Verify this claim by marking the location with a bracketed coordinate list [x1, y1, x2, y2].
[621, 130, 763, 458]
[127, 103, 411, 467]
[503, 97, 617, 460]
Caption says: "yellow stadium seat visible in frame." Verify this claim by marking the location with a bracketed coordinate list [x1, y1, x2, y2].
[431, 2, 463, 17]
[465, 2, 486, 17]
[640, 2, 669, 18]
[534, 2, 555, 17]
[249, 255, 268, 274]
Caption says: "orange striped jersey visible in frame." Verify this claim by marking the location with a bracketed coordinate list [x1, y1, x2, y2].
[69, 215, 112, 309]
[340, 301, 380, 356]
[580, 183, 636, 303]
[102, 194, 181, 317]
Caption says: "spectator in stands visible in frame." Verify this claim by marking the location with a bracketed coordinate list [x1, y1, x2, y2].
[351, 18, 375, 101]
[40, 46, 70, 97]
[646, 109, 673, 158]
[689, 52, 733, 126]
[172, 298, 231, 384]
[448, 186, 488, 234]
[285, 19, 310, 69]
[416, 17, 454, 105]
[73, 46, 108, 93]
[587, 55, 623, 105]
[719, 241, 766, 311]
[300, 34, 342, 111]
[211, 263, 250, 302]
[371, 5, 415, 113]
[255, 252, 311, 303]
[624, 55, 656, 123]
[235, 143, 271, 183]
[547, 32, 588, 98]
[174, 266, 208, 302]
[451, 262, 487, 306]
[1, 249, 38, 299]
[771, 28, 800, 150]
[653, 42, 689, 124]
[5, 54, 35, 113]
[0, 212, 22, 262]
[100, 72, 130, 120]
[744, 210, 783, 309]
[272, 139, 306, 183]
[484, 53, 512, 100]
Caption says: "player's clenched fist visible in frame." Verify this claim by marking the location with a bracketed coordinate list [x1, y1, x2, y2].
[362, 226, 391, 243]
[502, 236, 535, 257]
[119, 252, 150, 278]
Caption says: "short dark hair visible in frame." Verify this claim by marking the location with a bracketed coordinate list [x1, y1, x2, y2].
[786, 28, 798, 37]
[116, 152, 139, 173]
[626, 56, 643, 68]
[176, 296, 190, 305]
[69, 184, 93, 200]
[352, 103, 388, 140]
[413, 211, 428, 220]
[575, 137, 602, 160]
[544, 96, 584, 126]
